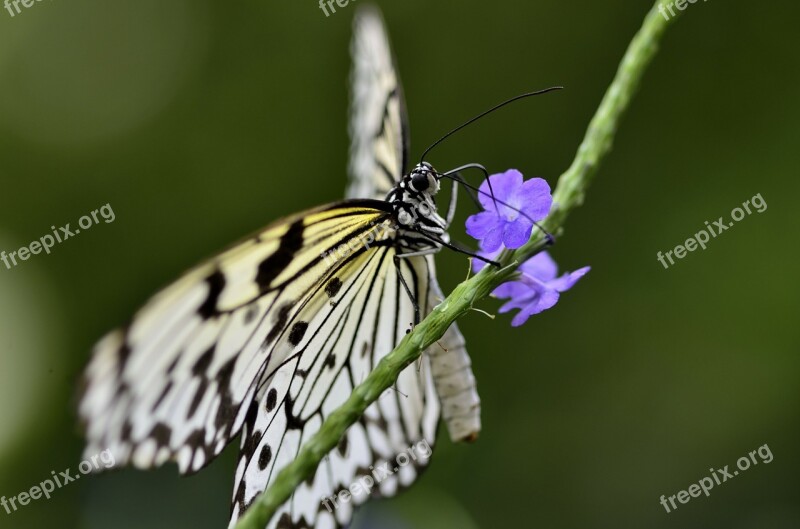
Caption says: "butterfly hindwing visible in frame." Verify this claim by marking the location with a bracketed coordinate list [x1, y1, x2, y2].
[230, 250, 440, 529]
[347, 6, 409, 201]
[347, 4, 479, 448]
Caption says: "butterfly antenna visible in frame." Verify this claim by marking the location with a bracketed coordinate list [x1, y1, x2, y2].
[418, 87, 564, 164]
[421, 88, 562, 213]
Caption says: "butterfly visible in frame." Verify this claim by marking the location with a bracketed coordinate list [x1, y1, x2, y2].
[79, 6, 482, 529]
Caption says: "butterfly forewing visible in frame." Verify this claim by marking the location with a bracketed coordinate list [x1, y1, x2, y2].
[79, 202, 393, 474]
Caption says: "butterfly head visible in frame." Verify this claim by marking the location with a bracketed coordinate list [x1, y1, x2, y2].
[408, 162, 440, 196]
[389, 162, 448, 234]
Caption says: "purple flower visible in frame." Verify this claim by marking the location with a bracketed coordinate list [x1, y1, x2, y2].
[465, 169, 552, 252]
[475, 251, 590, 327]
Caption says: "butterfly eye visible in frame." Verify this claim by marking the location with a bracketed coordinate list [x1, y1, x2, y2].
[411, 171, 430, 191]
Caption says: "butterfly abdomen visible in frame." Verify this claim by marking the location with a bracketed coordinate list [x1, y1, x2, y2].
[427, 319, 481, 443]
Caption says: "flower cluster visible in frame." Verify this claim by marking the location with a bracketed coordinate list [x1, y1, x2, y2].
[466, 169, 590, 326]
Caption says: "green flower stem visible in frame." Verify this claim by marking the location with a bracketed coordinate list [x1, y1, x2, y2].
[234, 3, 681, 527]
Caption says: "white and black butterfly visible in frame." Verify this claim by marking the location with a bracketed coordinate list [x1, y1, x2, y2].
[79, 6, 482, 529]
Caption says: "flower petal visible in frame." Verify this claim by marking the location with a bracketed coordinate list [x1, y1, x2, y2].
[465, 211, 502, 239]
[530, 288, 561, 314]
[518, 178, 553, 221]
[475, 221, 505, 252]
[502, 219, 533, 249]
[498, 295, 529, 314]
[548, 266, 591, 292]
[519, 251, 559, 282]
[509, 304, 537, 327]
[510, 309, 533, 327]
[492, 280, 527, 299]
[477, 169, 523, 211]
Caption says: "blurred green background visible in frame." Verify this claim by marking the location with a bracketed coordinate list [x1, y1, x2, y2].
[1, 1, 798, 528]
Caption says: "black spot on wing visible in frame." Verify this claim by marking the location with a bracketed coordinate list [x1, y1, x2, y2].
[325, 353, 336, 369]
[117, 343, 131, 377]
[198, 270, 226, 318]
[234, 485, 247, 517]
[258, 445, 272, 470]
[187, 379, 209, 419]
[241, 428, 261, 461]
[213, 357, 237, 430]
[276, 513, 293, 529]
[187, 346, 216, 419]
[288, 321, 308, 346]
[192, 346, 215, 375]
[255, 220, 305, 292]
[152, 381, 173, 412]
[150, 423, 172, 447]
[166, 356, 180, 375]
[337, 434, 349, 457]
[265, 302, 294, 347]
[121, 420, 133, 442]
[244, 304, 259, 324]
[325, 277, 343, 298]
[185, 429, 206, 451]
[244, 399, 260, 427]
[265, 388, 278, 412]
[373, 413, 389, 432]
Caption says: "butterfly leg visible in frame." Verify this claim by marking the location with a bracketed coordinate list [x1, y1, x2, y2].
[393, 252, 431, 325]
[413, 232, 501, 267]
[445, 175, 459, 227]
